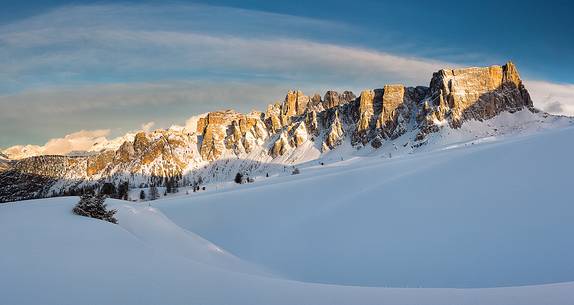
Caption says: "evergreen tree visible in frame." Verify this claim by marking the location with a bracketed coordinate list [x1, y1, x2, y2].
[149, 185, 159, 200]
[100, 183, 117, 197]
[172, 177, 178, 193]
[234, 172, 243, 184]
[139, 190, 146, 200]
[166, 179, 172, 193]
[73, 194, 117, 224]
[117, 181, 129, 200]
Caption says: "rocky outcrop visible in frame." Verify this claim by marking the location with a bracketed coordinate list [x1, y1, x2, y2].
[265, 102, 283, 133]
[0, 62, 539, 203]
[87, 151, 115, 176]
[377, 85, 405, 130]
[289, 122, 308, 147]
[417, 62, 533, 138]
[308, 94, 324, 112]
[281, 90, 309, 119]
[198, 110, 268, 161]
[0, 153, 10, 172]
[322, 90, 356, 109]
[305, 110, 319, 136]
[199, 111, 233, 161]
[323, 110, 344, 151]
[271, 131, 291, 158]
[353, 89, 377, 145]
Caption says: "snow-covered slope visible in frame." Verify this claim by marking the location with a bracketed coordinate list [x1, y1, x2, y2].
[157, 124, 574, 288]
[1, 125, 574, 305]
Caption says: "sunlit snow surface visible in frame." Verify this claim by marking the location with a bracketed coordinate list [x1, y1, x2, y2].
[1, 112, 574, 305]
[157, 122, 574, 288]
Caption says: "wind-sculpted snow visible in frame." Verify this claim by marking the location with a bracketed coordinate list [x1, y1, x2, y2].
[109, 201, 267, 276]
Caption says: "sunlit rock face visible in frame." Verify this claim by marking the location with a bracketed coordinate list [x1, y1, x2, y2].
[378, 85, 405, 130]
[0, 62, 538, 202]
[198, 110, 267, 161]
[281, 90, 309, 118]
[0, 155, 9, 172]
[322, 110, 344, 151]
[417, 62, 533, 139]
[352, 89, 376, 145]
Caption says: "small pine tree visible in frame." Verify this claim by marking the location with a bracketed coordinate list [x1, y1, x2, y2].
[170, 177, 178, 193]
[117, 181, 129, 200]
[234, 172, 244, 184]
[73, 194, 117, 224]
[139, 190, 146, 200]
[100, 183, 117, 197]
[149, 185, 159, 200]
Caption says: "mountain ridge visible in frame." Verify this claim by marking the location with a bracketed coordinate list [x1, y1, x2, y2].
[0, 62, 565, 203]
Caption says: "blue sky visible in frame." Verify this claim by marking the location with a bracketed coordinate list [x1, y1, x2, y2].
[1, 0, 573, 150]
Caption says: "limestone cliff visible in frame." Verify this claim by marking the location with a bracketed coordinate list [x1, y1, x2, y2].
[417, 62, 533, 139]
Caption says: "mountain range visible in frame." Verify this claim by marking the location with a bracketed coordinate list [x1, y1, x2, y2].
[0, 62, 567, 203]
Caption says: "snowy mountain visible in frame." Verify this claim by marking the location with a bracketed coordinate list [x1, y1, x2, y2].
[1, 132, 136, 160]
[0, 61, 571, 202]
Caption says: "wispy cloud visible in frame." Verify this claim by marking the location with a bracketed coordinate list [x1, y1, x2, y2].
[0, 3, 572, 149]
[524, 80, 574, 116]
[0, 20, 451, 90]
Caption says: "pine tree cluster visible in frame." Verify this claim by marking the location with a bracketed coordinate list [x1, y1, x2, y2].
[73, 194, 118, 224]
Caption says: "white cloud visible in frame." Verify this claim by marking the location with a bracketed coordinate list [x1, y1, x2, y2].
[525, 80, 574, 116]
[3, 129, 111, 159]
[140, 121, 155, 132]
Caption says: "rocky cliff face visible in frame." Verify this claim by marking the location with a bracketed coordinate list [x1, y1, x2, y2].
[0, 62, 538, 202]
[416, 62, 533, 138]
